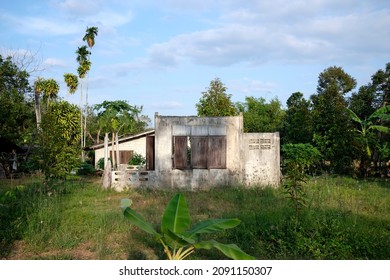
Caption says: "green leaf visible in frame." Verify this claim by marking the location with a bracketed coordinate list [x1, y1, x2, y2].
[165, 230, 196, 247]
[195, 240, 255, 260]
[187, 218, 241, 236]
[123, 207, 161, 238]
[161, 193, 190, 234]
[369, 125, 390, 134]
[345, 107, 361, 124]
[369, 105, 390, 119]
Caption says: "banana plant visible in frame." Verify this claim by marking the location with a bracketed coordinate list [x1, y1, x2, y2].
[121, 194, 255, 260]
[346, 105, 390, 157]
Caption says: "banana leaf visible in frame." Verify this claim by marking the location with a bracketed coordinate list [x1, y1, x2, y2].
[161, 193, 190, 234]
[123, 207, 161, 239]
[186, 218, 241, 237]
[195, 240, 255, 260]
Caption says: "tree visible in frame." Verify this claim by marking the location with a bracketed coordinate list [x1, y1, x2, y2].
[282, 92, 313, 144]
[0, 55, 33, 142]
[348, 85, 376, 120]
[370, 62, 390, 109]
[196, 78, 237, 117]
[33, 77, 45, 131]
[236, 96, 284, 132]
[63, 73, 78, 97]
[33, 77, 60, 129]
[75, 45, 90, 161]
[41, 78, 59, 106]
[83, 26, 98, 49]
[93, 100, 149, 167]
[311, 66, 357, 174]
[346, 105, 390, 177]
[38, 101, 81, 179]
[82, 26, 98, 159]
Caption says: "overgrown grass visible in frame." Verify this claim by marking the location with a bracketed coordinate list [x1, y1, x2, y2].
[0, 175, 389, 259]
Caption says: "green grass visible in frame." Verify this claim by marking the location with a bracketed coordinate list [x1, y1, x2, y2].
[0, 175, 389, 259]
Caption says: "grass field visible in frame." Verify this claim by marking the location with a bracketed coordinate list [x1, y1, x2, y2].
[0, 175, 389, 260]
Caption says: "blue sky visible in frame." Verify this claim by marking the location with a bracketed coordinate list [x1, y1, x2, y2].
[1, 0, 389, 125]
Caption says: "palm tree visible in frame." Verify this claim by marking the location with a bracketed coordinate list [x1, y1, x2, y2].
[75, 45, 90, 160]
[81, 26, 98, 160]
[83, 26, 98, 49]
[63, 73, 78, 98]
[34, 77, 45, 131]
[42, 79, 59, 107]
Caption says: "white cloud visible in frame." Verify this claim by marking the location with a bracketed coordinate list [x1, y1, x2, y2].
[43, 58, 66, 67]
[230, 78, 277, 95]
[137, 2, 390, 68]
[151, 101, 184, 110]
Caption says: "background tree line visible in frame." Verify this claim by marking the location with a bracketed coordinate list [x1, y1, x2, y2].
[1, 39, 389, 179]
[0, 27, 149, 180]
[197, 65, 390, 177]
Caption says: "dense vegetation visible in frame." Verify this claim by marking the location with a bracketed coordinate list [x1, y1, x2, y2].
[0, 176, 388, 260]
[0, 27, 389, 260]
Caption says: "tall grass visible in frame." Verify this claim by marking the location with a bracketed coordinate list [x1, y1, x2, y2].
[1, 175, 389, 259]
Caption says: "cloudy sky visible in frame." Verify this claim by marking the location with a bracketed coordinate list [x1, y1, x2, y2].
[1, 0, 389, 124]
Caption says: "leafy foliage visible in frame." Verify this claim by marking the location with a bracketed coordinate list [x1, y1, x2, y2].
[281, 143, 321, 215]
[121, 193, 255, 260]
[0, 55, 33, 142]
[196, 78, 238, 117]
[94, 100, 149, 136]
[311, 66, 356, 174]
[346, 105, 390, 176]
[236, 96, 285, 132]
[129, 152, 146, 166]
[63, 73, 78, 94]
[282, 144, 322, 174]
[83, 26, 99, 49]
[282, 92, 313, 144]
[39, 101, 81, 179]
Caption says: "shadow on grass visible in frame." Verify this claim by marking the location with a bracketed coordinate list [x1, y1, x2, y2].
[0, 179, 82, 259]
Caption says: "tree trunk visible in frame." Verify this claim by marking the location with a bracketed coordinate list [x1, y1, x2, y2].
[80, 81, 84, 161]
[34, 90, 41, 131]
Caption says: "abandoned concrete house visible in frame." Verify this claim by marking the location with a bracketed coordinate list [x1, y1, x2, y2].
[95, 113, 280, 190]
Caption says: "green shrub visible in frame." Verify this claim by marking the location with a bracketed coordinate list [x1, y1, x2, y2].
[281, 143, 322, 216]
[77, 163, 96, 175]
[129, 153, 146, 166]
[96, 157, 112, 170]
[281, 143, 322, 175]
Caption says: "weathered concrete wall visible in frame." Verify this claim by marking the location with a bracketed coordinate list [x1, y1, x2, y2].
[145, 114, 280, 189]
[241, 133, 280, 186]
[152, 114, 243, 189]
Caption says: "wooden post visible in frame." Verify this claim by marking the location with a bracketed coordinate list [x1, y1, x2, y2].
[104, 133, 108, 169]
[116, 133, 120, 167]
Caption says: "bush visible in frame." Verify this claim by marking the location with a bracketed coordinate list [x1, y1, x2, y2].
[129, 153, 146, 166]
[281, 143, 322, 175]
[96, 158, 112, 170]
[77, 163, 96, 175]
